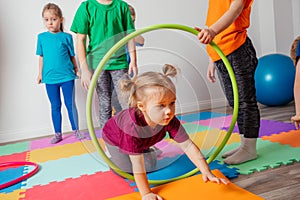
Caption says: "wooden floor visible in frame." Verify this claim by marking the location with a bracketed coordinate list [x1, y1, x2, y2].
[220, 102, 300, 200]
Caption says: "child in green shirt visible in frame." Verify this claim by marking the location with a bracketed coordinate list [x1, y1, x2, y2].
[71, 0, 137, 128]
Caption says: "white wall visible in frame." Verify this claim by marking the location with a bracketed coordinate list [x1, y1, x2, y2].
[0, 0, 298, 143]
[125, 0, 226, 114]
[292, 0, 300, 36]
[253, 0, 300, 56]
[0, 0, 87, 143]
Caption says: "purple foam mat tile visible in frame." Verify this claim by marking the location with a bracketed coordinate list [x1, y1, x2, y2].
[221, 125, 239, 133]
[257, 120, 295, 137]
[29, 129, 102, 150]
[221, 119, 295, 137]
[85, 129, 102, 140]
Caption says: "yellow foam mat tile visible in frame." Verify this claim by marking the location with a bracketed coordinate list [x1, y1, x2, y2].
[190, 129, 241, 149]
[28, 139, 106, 163]
[0, 189, 26, 200]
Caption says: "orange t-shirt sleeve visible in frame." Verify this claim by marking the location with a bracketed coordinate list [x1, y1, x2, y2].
[206, 0, 253, 61]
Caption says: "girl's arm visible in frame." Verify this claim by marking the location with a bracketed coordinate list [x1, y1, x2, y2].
[129, 155, 162, 200]
[76, 33, 92, 90]
[294, 60, 300, 117]
[178, 139, 229, 184]
[196, 0, 245, 44]
[134, 35, 145, 46]
[37, 56, 43, 84]
[207, 57, 216, 83]
[127, 39, 138, 76]
[71, 56, 80, 78]
[292, 60, 300, 129]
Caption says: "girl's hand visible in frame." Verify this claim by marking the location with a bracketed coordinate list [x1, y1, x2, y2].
[291, 115, 300, 129]
[37, 75, 42, 84]
[75, 71, 81, 79]
[142, 192, 163, 200]
[74, 68, 81, 78]
[202, 173, 230, 185]
[128, 61, 138, 77]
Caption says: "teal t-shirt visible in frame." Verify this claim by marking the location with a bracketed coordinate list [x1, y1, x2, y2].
[36, 32, 77, 84]
[71, 0, 135, 70]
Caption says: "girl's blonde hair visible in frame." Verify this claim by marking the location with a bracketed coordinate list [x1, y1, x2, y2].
[42, 3, 64, 32]
[119, 64, 178, 107]
[290, 36, 300, 65]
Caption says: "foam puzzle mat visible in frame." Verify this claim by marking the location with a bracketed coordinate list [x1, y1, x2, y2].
[108, 169, 264, 200]
[1, 111, 300, 199]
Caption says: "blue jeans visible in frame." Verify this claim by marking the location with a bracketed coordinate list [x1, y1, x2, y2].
[45, 80, 78, 133]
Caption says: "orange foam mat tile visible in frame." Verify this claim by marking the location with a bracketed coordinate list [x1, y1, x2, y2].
[107, 169, 264, 200]
[262, 130, 300, 147]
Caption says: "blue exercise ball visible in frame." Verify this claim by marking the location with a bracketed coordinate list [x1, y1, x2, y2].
[254, 53, 295, 106]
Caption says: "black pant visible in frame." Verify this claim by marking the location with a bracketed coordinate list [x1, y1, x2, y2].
[215, 37, 260, 138]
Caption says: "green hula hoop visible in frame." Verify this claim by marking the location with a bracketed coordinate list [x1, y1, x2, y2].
[86, 24, 239, 185]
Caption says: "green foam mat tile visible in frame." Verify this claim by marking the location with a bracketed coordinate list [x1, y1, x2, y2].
[0, 141, 30, 156]
[215, 139, 300, 174]
[182, 123, 211, 135]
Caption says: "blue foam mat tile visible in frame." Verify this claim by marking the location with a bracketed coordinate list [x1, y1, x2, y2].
[0, 166, 25, 193]
[129, 154, 239, 191]
[209, 160, 239, 179]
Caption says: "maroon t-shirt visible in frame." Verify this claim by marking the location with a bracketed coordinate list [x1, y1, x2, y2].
[102, 108, 189, 154]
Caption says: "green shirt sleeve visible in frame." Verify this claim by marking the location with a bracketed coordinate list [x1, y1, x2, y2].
[121, 1, 135, 34]
[70, 1, 89, 34]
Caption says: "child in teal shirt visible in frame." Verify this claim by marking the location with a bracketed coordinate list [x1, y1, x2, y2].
[36, 3, 85, 144]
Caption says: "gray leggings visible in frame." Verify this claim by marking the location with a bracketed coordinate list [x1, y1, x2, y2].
[105, 143, 157, 173]
[96, 69, 128, 128]
[215, 37, 260, 138]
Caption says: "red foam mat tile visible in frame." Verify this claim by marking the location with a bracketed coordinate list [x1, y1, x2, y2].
[21, 170, 134, 200]
[0, 152, 28, 171]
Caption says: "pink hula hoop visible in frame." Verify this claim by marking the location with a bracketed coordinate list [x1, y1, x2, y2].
[0, 161, 39, 190]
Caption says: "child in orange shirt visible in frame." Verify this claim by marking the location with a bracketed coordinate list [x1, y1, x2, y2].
[196, 0, 260, 165]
